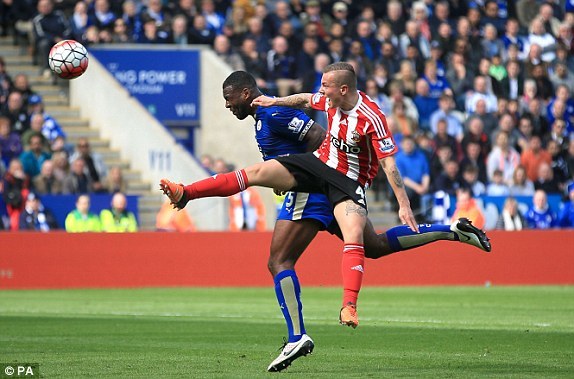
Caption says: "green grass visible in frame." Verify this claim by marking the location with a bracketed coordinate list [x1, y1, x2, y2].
[0, 287, 573, 378]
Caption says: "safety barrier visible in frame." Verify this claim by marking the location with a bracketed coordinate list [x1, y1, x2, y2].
[0, 231, 572, 289]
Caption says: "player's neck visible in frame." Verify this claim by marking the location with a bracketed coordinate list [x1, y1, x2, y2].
[340, 91, 359, 112]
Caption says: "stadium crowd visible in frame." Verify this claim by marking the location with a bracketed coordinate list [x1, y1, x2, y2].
[1, 0, 574, 230]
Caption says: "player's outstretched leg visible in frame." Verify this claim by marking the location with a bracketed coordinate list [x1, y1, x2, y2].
[364, 218, 491, 259]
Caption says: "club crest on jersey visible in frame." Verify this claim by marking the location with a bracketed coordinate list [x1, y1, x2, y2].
[378, 137, 395, 153]
[351, 130, 361, 142]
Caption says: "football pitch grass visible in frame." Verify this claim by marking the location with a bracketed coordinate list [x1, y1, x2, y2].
[1, 286, 573, 378]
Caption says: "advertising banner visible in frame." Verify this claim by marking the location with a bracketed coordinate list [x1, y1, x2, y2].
[90, 47, 200, 126]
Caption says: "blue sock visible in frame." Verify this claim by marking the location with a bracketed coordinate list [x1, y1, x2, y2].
[385, 224, 455, 252]
[274, 270, 305, 343]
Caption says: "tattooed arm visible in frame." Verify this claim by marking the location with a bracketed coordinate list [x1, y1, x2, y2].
[251, 93, 313, 109]
[380, 155, 419, 232]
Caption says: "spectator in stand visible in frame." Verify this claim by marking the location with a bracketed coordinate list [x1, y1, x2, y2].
[393, 60, 417, 98]
[451, 187, 485, 230]
[18, 191, 58, 231]
[390, 80, 420, 122]
[530, 63, 555, 102]
[10, 73, 36, 107]
[487, 131, 521, 185]
[2, 158, 31, 230]
[525, 189, 557, 229]
[544, 119, 570, 152]
[509, 165, 535, 196]
[0, 116, 22, 169]
[496, 197, 527, 231]
[550, 63, 574, 94]
[65, 194, 102, 232]
[62, 157, 93, 194]
[433, 159, 461, 196]
[520, 135, 552, 181]
[22, 113, 50, 151]
[528, 17, 557, 63]
[265, 35, 299, 97]
[213, 35, 245, 71]
[0, 91, 28, 135]
[533, 162, 562, 194]
[156, 197, 196, 232]
[493, 60, 524, 101]
[486, 169, 511, 196]
[429, 93, 463, 141]
[547, 102, 573, 137]
[69, 138, 107, 193]
[188, 14, 215, 45]
[111, 17, 134, 43]
[244, 17, 270, 55]
[299, 0, 331, 40]
[524, 98, 549, 138]
[465, 75, 498, 114]
[399, 20, 430, 60]
[268, 1, 301, 36]
[433, 118, 461, 160]
[501, 19, 527, 61]
[364, 78, 390, 116]
[430, 144, 453, 183]
[462, 116, 491, 160]
[461, 165, 486, 197]
[32, 159, 63, 195]
[19, 133, 51, 178]
[69, 0, 89, 42]
[100, 192, 138, 232]
[481, 0, 506, 35]
[384, 0, 406, 37]
[481, 23, 505, 59]
[169, 14, 189, 45]
[119, 0, 142, 40]
[0, 57, 12, 105]
[229, 187, 267, 231]
[558, 183, 574, 228]
[32, 0, 71, 78]
[388, 100, 418, 140]
[51, 150, 69, 182]
[460, 140, 488, 185]
[137, 18, 170, 44]
[412, 79, 435, 132]
[330, 2, 350, 30]
[103, 166, 127, 194]
[395, 135, 430, 222]
[89, 0, 117, 33]
[547, 139, 570, 186]
[495, 112, 528, 153]
[141, 0, 172, 31]
[354, 19, 380, 62]
[26, 95, 66, 144]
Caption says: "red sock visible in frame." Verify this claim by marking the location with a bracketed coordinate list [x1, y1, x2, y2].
[342, 244, 365, 306]
[184, 170, 248, 200]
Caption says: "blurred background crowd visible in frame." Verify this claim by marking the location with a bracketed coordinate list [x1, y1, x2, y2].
[0, 0, 574, 231]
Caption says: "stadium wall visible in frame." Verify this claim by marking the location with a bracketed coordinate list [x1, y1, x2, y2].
[0, 231, 572, 289]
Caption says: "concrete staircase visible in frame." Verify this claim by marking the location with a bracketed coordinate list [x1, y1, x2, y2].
[1, 37, 161, 230]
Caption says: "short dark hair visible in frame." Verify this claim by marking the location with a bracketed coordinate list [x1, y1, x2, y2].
[222, 71, 257, 92]
[323, 62, 357, 90]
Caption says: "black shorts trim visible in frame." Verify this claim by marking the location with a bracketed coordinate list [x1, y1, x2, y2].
[275, 153, 368, 210]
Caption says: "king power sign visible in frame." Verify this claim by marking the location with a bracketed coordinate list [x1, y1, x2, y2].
[91, 47, 200, 126]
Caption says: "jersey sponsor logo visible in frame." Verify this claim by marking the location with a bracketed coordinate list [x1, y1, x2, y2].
[288, 117, 305, 133]
[378, 137, 395, 153]
[330, 135, 361, 154]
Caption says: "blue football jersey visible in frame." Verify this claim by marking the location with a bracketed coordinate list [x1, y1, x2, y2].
[254, 104, 334, 229]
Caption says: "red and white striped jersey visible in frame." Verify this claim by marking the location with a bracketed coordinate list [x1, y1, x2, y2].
[310, 91, 398, 187]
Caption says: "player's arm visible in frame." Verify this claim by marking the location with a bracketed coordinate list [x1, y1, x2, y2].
[303, 123, 326, 151]
[252, 93, 313, 109]
[379, 155, 419, 233]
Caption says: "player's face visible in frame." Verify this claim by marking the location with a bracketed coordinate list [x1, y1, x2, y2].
[223, 86, 251, 120]
[320, 72, 343, 108]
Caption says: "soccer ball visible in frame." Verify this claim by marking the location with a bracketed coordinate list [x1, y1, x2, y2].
[48, 40, 89, 79]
